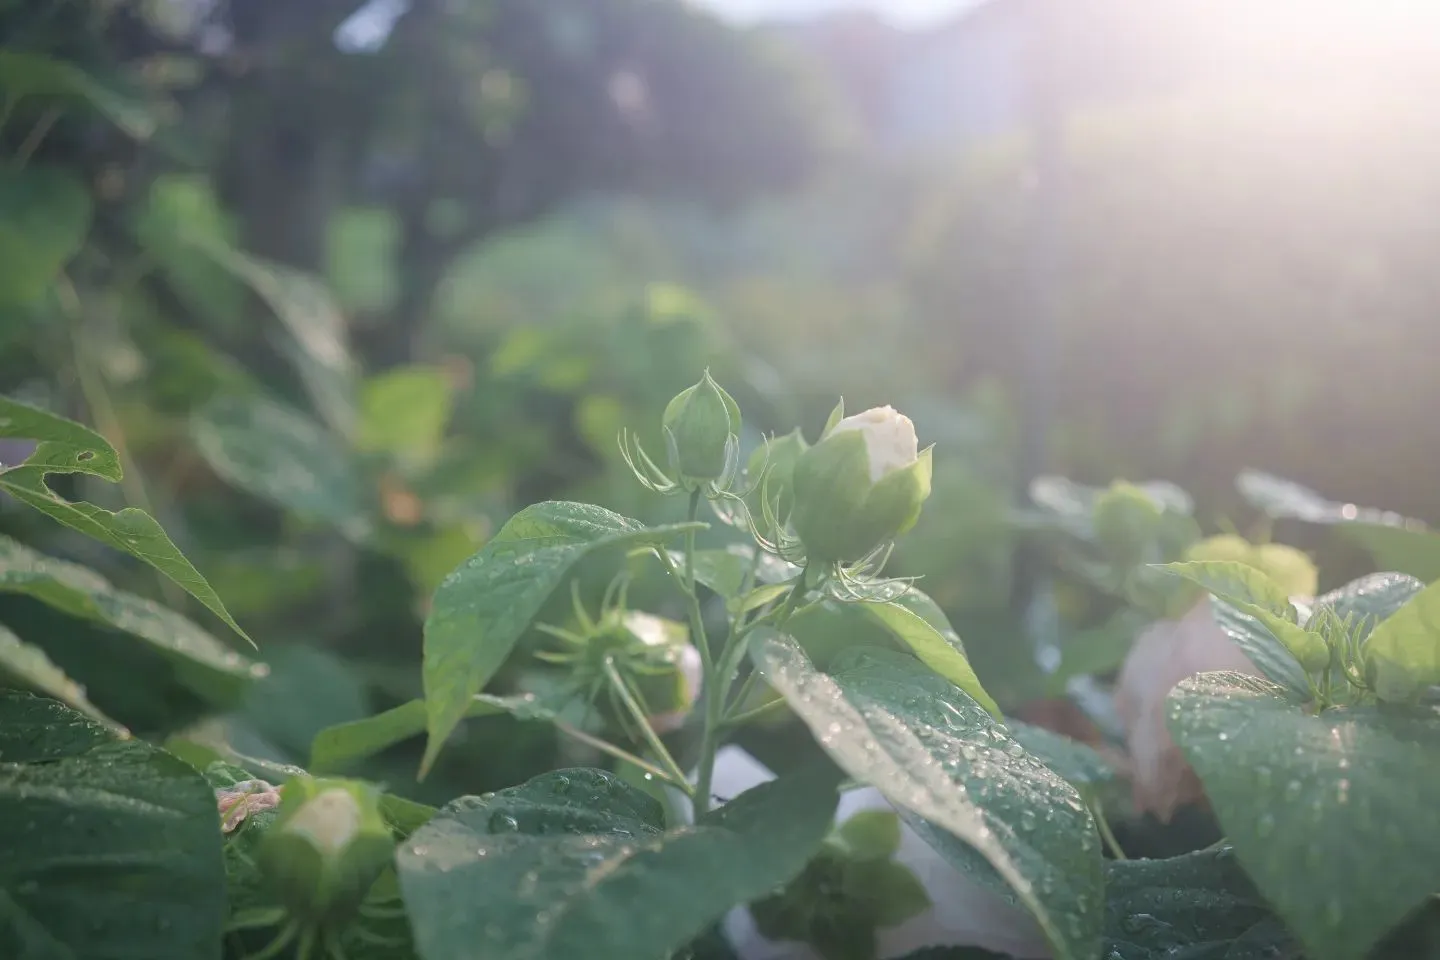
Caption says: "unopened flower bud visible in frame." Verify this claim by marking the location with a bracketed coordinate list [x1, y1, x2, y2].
[662, 371, 740, 483]
[790, 405, 932, 564]
[260, 778, 394, 924]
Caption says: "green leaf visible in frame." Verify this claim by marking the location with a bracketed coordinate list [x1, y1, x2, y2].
[311, 697, 506, 773]
[854, 600, 1000, 719]
[1314, 573, 1425, 641]
[1160, 561, 1326, 676]
[0, 51, 159, 139]
[1005, 721, 1118, 793]
[1209, 597, 1312, 698]
[0, 166, 91, 304]
[0, 396, 254, 647]
[192, 242, 359, 437]
[356, 365, 455, 464]
[190, 392, 370, 541]
[1238, 470, 1440, 582]
[835, 809, 903, 862]
[0, 533, 263, 705]
[397, 765, 839, 960]
[421, 502, 699, 776]
[1102, 845, 1289, 959]
[1155, 561, 1296, 619]
[754, 635, 1103, 960]
[0, 691, 226, 958]
[0, 623, 115, 728]
[1363, 578, 1440, 701]
[681, 545, 800, 602]
[1167, 672, 1440, 960]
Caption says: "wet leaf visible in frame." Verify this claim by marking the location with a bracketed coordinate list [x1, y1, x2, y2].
[0, 691, 226, 959]
[397, 765, 839, 960]
[854, 600, 999, 719]
[754, 634, 1103, 960]
[0, 396, 253, 646]
[0, 623, 115, 728]
[421, 502, 698, 776]
[1312, 573, 1425, 642]
[1167, 671, 1440, 960]
[0, 533, 263, 706]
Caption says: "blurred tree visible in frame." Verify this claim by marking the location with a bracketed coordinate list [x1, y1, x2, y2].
[202, 0, 835, 368]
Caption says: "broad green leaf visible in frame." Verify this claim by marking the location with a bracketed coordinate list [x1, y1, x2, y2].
[0, 51, 159, 138]
[1102, 845, 1291, 959]
[1238, 470, 1440, 582]
[311, 696, 516, 773]
[356, 365, 455, 464]
[1208, 597, 1311, 699]
[0, 533, 263, 705]
[0, 623, 115, 728]
[1161, 561, 1325, 675]
[1313, 573, 1425, 642]
[0, 166, 91, 304]
[1363, 578, 1440, 701]
[1167, 672, 1440, 960]
[754, 636, 1103, 960]
[397, 765, 839, 960]
[0, 396, 254, 646]
[854, 601, 1000, 719]
[193, 241, 358, 437]
[0, 691, 226, 958]
[190, 392, 370, 541]
[421, 502, 699, 776]
[1156, 560, 1295, 619]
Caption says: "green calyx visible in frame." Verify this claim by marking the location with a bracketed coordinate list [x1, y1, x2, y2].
[790, 430, 933, 564]
[662, 370, 740, 482]
[259, 777, 395, 925]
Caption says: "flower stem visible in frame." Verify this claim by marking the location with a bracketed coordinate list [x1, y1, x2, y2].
[1091, 799, 1127, 861]
[603, 657, 691, 788]
[553, 718, 692, 794]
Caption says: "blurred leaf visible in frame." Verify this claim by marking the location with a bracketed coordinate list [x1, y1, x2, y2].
[0, 166, 91, 305]
[0, 533, 264, 705]
[421, 502, 700, 776]
[754, 636, 1103, 960]
[0, 51, 159, 138]
[190, 392, 371, 541]
[0, 396, 254, 646]
[0, 691, 226, 958]
[1238, 470, 1440, 582]
[1168, 672, 1440, 960]
[356, 365, 456, 465]
[238, 646, 370, 761]
[193, 242, 358, 438]
[0, 622, 115, 728]
[397, 765, 839, 960]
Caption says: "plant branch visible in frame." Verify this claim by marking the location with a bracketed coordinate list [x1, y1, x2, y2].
[552, 718, 690, 793]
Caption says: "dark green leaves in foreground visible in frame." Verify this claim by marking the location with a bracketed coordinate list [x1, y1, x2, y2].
[0, 534, 264, 706]
[754, 635, 1103, 960]
[1168, 672, 1440, 960]
[0, 396, 253, 646]
[397, 766, 839, 960]
[0, 692, 226, 959]
[421, 502, 699, 776]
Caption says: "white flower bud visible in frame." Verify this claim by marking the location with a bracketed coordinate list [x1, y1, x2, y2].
[830, 406, 919, 483]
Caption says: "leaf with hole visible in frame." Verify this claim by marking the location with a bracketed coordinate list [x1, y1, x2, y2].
[0, 396, 253, 646]
[1167, 671, 1440, 960]
[754, 634, 1103, 960]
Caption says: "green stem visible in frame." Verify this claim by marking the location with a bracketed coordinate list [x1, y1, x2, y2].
[722, 695, 790, 731]
[1091, 800, 1127, 861]
[723, 669, 760, 719]
[603, 657, 691, 788]
[553, 718, 692, 794]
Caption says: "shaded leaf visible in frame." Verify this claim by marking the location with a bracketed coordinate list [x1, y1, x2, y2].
[1167, 672, 1440, 960]
[421, 502, 699, 776]
[0, 623, 114, 728]
[311, 695, 526, 773]
[0, 691, 226, 959]
[190, 392, 370, 541]
[0, 166, 91, 304]
[1312, 573, 1425, 643]
[397, 765, 839, 960]
[0, 396, 253, 646]
[0, 533, 263, 705]
[0, 51, 159, 138]
[754, 635, 1103, 960]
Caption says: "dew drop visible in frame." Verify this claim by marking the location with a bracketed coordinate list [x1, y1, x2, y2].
[489, 812, 520, 833]
[1005, 742, 1025, 758]
[1020, 809, 1037, 831]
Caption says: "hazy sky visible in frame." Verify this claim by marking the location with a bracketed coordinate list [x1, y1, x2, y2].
[693, 0, 974, 29]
